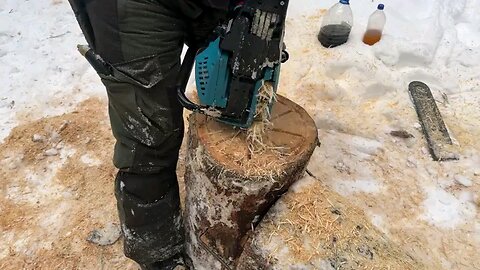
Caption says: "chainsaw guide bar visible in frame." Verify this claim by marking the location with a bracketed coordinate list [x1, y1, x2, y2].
[408, 81, 458, 161]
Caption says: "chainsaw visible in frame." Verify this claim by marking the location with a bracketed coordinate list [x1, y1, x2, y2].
[177, 0, 290, 128]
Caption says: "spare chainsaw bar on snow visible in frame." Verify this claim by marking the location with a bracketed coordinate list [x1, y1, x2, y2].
[408, 81, 458, 161]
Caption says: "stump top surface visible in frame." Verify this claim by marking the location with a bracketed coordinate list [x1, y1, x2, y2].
[192, 95, 317, 177]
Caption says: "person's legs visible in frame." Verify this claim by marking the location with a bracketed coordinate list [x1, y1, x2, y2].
[69, 0, 227, 267]
[81, 0, 187, 267]
[106, 74, 186, 267]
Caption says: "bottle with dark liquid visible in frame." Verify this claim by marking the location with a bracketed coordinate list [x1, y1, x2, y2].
[318, 0, 353, 48]
[363, 4, 386, 46]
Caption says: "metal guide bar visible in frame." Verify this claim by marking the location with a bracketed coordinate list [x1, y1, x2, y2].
[408, 81, 458, 161]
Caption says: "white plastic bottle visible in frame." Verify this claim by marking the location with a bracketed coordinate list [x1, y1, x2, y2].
[318, 0, 353, 48]
[363, 4, 386, 46]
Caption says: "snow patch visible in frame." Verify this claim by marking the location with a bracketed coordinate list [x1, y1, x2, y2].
[12, 230, 53, 257]
[0, 0, 104, 142]
[291, 176, 317, 193]
[334, 179, 382, 195]
[38, 201, 72, 235]
[421, 187, 477, 229]
[454, 175, 473, 187]
[86, 223, 121, 246]
[6, 146, 76, 204]
[80, 153, 102, 167]
[369, 213, 386, 232]
[1, 152, 24, 170]
[324, 131, 383, 158]
[44, 148, 59, 156]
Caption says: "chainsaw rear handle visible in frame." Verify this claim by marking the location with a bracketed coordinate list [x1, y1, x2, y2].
[176, 46, 210, 112]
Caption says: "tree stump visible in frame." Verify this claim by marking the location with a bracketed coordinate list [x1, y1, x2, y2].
[184, 95, 318, 269]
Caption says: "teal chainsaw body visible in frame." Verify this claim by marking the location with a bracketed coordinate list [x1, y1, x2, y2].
[194, 38, 281, 128]
[177, 0, 289, 128]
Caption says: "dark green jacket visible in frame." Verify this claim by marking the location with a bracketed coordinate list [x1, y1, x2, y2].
[68, 0, 233, 48]
[201, 0, 231, 10]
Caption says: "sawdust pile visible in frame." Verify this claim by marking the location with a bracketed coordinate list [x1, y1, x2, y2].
[199, 127, 292, 180]
[252, 177, 425, 269]
[0, 98, 138, 269]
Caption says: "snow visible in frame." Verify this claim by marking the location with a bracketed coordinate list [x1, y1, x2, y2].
[280, 0, 479, 267]
[5, 146, 76, 205]
[38, 201, 72, 235]
[1, 0, 479, 268]
[86, 223, 121, 246]
[455, 175, 473, 187]
[422, 187, 476, 229]
[80, 153, 102, 167]
[32, 133, 45, 142]
[369, 213, 386, 232]
[334, 179, 383, 195]
[0, 0, 104, 142]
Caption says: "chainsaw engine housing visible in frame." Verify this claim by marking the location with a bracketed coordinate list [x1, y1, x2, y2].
[195, 38, 281, 128]
[178, 0, 289, 128]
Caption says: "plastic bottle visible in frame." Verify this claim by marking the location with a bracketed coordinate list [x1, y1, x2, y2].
[363, 4, 386, 46]
[318, 0, 353, 48]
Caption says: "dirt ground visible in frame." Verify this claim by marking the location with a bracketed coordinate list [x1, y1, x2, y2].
[0, 98, 140, 269]
[1, 95, 478, 270]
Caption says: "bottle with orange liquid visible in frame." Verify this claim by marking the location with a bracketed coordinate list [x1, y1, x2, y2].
[363, 4, 386, 46]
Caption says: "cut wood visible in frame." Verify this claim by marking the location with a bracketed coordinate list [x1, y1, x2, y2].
[184, 95, 318, 269]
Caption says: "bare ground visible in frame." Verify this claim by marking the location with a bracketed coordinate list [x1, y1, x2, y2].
[1, 94, 478, 269]
[0, 98, 138, 269]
